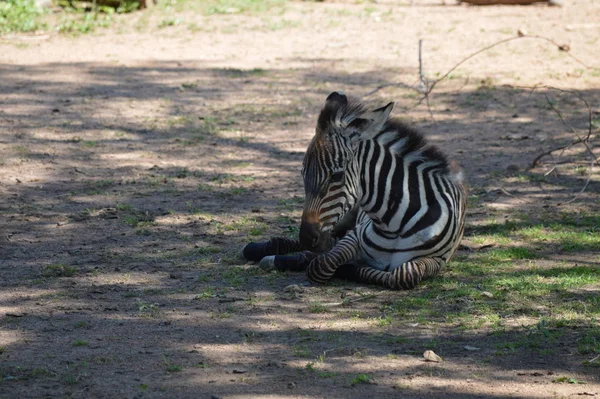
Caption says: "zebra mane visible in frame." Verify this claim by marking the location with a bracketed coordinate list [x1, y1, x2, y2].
[316, 94, 451, 173]
[317, 97, 367, 133]
[383, 118, 451, 171]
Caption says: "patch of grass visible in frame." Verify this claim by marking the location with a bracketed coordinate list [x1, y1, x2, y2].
[158, 16, 183, 28]
[71, 340, 89, 347]
[578, 329, 600, 355]
[0, 0, 45, 34]
[81, 140, 98, 148]
[468, 214, 600, 253]
[519, 224, 600, 252]
[123, 213, 154, 228]
[136, 301, 160, 318]
[305, 362, 337, 378]
[222, 216, 267, 237]
[222, 267, 247, 287]
[478, 247, 538, 264]
[308, 302, 328, 313]
[165, 363, 183, 372]
[194, 288, 215, 300]
[292, 345, 310, 358]
[277, 195, 304, 210]
[56, 9, 113, 35]
[350, 373, 372, 386]
[376, 315, 393, 327]
[74, 321, 89, 329]
[553, 376, 586, 384]
[212, 67, 268, 77]
[115, 203, 133, 211]
[41, 264, 76, 278]
[194, 246, 221, 256]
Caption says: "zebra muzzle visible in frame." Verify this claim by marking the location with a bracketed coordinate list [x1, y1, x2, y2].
[299, 221, 321, 249]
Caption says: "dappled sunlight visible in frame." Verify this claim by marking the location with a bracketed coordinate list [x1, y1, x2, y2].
[1, 0, 599, 395]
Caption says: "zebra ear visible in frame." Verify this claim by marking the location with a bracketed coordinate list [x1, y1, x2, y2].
[326, 91, 348, 107]
[348, 102, 393, 142]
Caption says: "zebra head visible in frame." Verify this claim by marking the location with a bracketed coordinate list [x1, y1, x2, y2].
[299, 92, 393, 252]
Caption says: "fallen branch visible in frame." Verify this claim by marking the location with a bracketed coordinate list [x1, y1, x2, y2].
[365, 34, 590, 113]
[522, 86, 599, 168]
[320, 292, 382, 308]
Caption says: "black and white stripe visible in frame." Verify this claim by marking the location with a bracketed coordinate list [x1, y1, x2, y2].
[243, 92, 466, 290]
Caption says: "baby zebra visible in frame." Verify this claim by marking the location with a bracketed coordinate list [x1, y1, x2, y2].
[243, 92, 466, 289]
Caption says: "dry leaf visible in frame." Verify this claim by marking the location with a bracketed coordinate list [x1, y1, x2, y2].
[423, 350, 442, 363]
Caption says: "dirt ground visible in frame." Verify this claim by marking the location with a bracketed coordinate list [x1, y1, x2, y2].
[1, 0, 599, 398]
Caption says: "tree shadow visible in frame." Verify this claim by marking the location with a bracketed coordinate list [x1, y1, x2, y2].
[1, 60, 599, 398]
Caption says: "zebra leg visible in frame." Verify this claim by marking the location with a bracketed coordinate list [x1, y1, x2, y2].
[242, 237, 304, 262]
[344, 257, 446, 290]
[259, 250, 318, 272]
[306, 232, 360, 284]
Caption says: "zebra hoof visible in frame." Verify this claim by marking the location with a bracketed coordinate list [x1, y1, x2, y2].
[259, 255, 276, 272]
[242, 242, 261, 262]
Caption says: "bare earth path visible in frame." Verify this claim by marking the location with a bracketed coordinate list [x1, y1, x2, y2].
[1, 1, 599, 398]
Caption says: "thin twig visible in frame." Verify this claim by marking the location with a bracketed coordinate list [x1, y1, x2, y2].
[508, 84, 599, 168]
[365, 34, 591, 121]
[543, 167, 556, 176]
[321, 291, 383, 308]
[543, 93, 598, 164]
[562, 161, 595, 205]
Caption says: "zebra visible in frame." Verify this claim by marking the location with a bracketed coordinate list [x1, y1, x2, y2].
[243, 92, 467, 289]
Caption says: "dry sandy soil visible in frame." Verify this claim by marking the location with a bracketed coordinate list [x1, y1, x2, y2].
[1, 0, 599, 398]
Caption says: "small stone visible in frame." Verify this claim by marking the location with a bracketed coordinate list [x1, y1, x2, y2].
[423, 350, 442, 363]
[481, 291, 494, 298]
[232, 369, 248, 374]
[283, 284, 304, 294]
[503, 133, 530, 140]
[558, 43, 570, 51]
[287, 382, 297, 389]
[464, 345, 480, 351]
[517, 28, 527, 37]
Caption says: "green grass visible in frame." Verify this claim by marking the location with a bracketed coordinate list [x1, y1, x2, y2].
[578, 329, 600, 355]
[165, 364, 183, 372]
[158, 0, 287, 15]
[308, 302, 328, 313]
[1, 0, 141, 36]
[41, 264, 76, 278]
[0, 0, 45, 34]
[468, 214, 600, 253]
[221, 216, 267, 237]
[71, 340, 89, 347]
[350, 373, 372, 386]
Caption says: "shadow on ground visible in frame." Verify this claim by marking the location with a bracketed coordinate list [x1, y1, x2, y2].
[1, 61, 599, 398]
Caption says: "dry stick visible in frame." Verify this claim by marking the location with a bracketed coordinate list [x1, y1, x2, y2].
[517, 86, 599, 204]
[562, 161, 595, 205]
[321, 292, 381, 308]
[365, 34, 590, 113]
[525, 87, 599, 168]
[543, 93, 598, 164]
